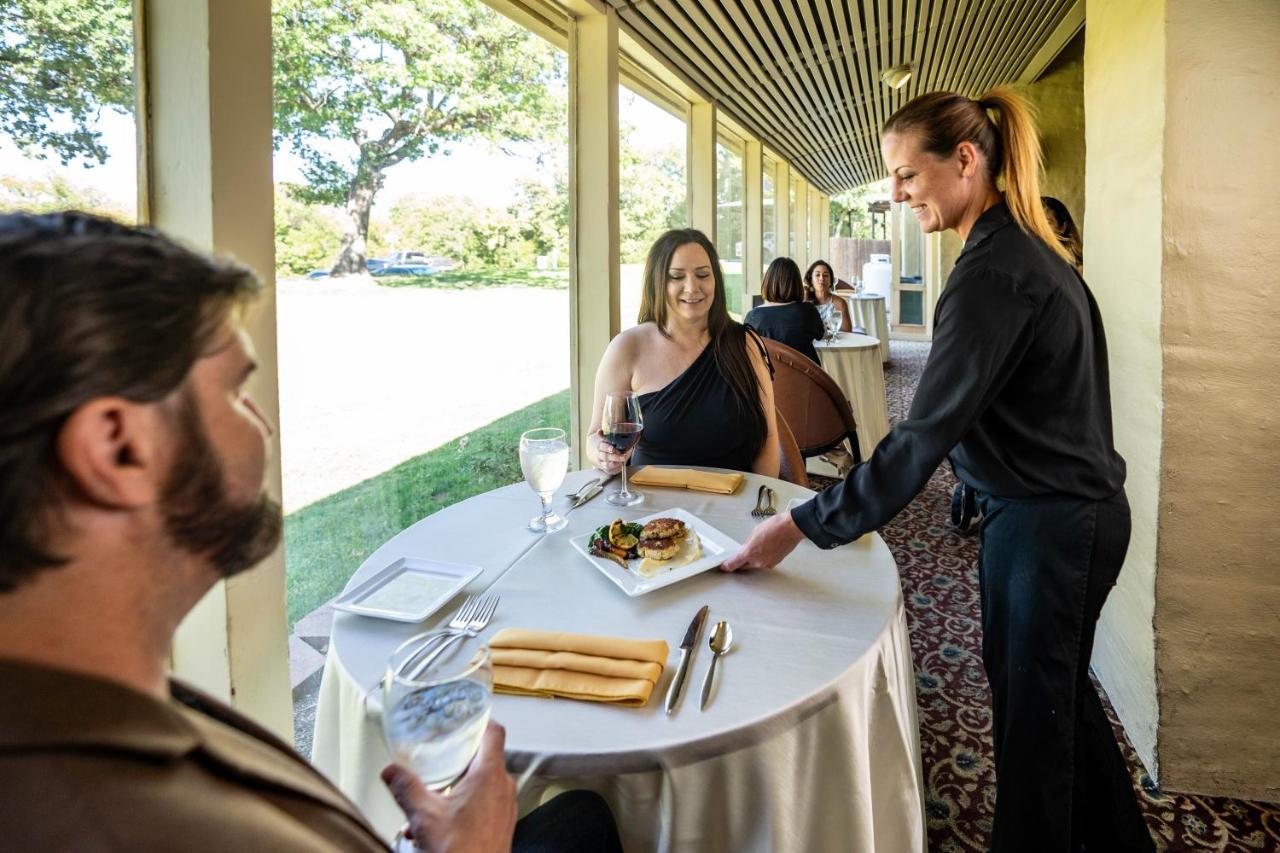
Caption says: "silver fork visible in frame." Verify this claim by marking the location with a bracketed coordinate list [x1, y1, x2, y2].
[759, 486, 777, 517]
[407, 594, 500, 678]
[366, 595, 481, 696]
[750, 484, 771, 518]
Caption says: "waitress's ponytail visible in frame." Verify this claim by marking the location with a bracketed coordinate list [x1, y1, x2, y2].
[883, 87, 1075, 266]
[976, 88, 1073, 265]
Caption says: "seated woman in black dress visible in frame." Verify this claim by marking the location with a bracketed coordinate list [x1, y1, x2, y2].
[744, 258, 825, 363]
[585, 228, 779, 476]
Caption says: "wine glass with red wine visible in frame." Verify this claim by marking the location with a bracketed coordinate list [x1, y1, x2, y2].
[603, 391, 644, 507]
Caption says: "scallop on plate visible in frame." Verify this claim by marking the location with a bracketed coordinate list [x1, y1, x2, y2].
[569, 507, 741, 597]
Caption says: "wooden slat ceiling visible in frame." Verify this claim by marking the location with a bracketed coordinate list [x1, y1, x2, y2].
[608, 0, 1077, 194]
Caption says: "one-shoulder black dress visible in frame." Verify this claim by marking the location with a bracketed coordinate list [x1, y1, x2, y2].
[630, 344, 759, 473]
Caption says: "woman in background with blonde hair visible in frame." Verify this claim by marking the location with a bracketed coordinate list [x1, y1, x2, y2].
[726, 88, 1153, 852]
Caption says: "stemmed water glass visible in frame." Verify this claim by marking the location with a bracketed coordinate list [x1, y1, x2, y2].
[603, 391, 644, 507]
[382, 640, 493, 792]
[519, 427, 569, 532]
[827, 309, 843, 341]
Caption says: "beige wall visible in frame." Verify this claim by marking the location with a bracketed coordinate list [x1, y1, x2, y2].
[1154, 0, 1280, 800]
[1084, 0, 1165, 776]
[940, 34, 1084, 296]
[1020, 33, 1086, 233]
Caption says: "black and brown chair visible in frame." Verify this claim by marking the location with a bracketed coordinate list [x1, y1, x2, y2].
[774, 407, 808, 488]
[761, 337, 862, 478]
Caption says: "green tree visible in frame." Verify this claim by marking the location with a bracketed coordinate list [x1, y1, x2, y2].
[273, 0, 562, 276]
[830, 178, 891, 239]
[508, 174, 567, 264]
[618, 126, 686, 264]
[0, 173, 129, 219]
[274, 185, 346, 276]
[374, 194, 534, 269]
[0, 0, 133, 164]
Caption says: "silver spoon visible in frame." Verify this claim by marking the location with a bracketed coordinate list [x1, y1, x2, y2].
[699, 620, 733, 710]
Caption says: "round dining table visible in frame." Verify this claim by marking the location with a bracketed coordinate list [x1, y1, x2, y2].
[836, 293, 890, 363]
[814, 331, 891, 462]
[312, 467, 924, 852]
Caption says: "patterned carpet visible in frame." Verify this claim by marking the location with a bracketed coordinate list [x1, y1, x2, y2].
[819, 340, 1280, 852]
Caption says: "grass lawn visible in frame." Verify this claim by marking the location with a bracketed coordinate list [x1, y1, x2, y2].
[284, 388, 571, 629]
[376, 267, 568, 290]
[723, 272, 743, 316]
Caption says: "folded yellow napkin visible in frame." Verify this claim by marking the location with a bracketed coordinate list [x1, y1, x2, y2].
[489, 628, 669, 707]
[628, 466, 745, 495]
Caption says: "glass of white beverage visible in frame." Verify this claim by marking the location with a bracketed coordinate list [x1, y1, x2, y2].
[382, 641, 493, 791]
[519, 427, 569, 532]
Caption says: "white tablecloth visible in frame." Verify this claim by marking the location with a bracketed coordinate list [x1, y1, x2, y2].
[837, 294, 890, 363]
[814, 332, 891, 461]
[312, 469, 924, 852]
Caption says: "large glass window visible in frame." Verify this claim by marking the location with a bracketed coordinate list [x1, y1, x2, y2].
[788, 179, 798, 257]
[618, 85, 688, 330]
[762, 159, 776, 275]
[0, 1, 136, 220]
[272, 0, 570, 750]
[715, 138, 744, 316]
[896, 200, 927, 326]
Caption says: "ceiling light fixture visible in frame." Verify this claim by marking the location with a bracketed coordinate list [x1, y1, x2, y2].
[880, 63, 915, 90]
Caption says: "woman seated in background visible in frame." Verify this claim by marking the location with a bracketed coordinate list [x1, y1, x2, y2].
[744, 257, 825, 364]
[1042, 196, 1083, 274]
[585, 228, 779, 477]
[804, 259, 852, 332]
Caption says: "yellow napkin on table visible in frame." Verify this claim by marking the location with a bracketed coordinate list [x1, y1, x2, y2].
[628, 466, 745, 495]
[489, 628, 668, 708]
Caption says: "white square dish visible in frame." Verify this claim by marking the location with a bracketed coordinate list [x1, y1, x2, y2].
[569, 507, 740, 597]
[332, 557, 481, 622]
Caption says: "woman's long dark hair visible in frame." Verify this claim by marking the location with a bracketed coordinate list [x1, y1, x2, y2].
[637, 228, 768, 463]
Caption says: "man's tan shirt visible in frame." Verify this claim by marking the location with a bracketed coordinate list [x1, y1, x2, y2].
[0, 660, 389, 852]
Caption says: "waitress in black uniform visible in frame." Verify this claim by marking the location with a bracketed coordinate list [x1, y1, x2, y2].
[725, 88, 1154, 852]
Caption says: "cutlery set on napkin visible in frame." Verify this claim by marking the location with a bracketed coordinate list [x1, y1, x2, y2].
[489, 608, 731, 713]
[567, 466, 745, 511]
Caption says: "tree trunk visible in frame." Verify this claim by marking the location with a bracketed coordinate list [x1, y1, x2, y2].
[331, 153, 386, 276]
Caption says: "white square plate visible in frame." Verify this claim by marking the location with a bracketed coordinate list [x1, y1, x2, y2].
[569, 507, 740, 597]
[332, 557, 481, 622]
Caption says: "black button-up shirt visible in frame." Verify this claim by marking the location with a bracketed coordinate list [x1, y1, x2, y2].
[793, 201, 1126, 549]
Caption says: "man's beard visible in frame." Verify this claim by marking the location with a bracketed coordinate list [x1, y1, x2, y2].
[161, 396, 282, 579]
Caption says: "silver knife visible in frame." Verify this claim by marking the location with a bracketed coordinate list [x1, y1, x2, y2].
[665, 604, 709, 715]
[570, 474, 615, 509]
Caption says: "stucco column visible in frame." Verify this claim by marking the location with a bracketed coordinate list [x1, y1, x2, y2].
[688, 101, 716, 243]
[567, 6, 620, 470]
[143, 0, 292, 740]
[1087, 0, 1280, 800]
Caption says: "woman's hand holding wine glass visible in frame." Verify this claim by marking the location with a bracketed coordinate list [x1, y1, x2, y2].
[594, 433, 630, 476]
[602, 391, 644, 507]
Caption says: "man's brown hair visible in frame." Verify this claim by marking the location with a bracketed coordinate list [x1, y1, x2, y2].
[0, 211, 261, 592]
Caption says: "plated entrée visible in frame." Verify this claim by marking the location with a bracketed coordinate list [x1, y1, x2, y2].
[589, 517, 703, 578]
[571, 507, 738, 597]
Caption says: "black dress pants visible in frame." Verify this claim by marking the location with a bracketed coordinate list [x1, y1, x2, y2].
[974, 490, 1154, 853]
[512, 790, 623, 853]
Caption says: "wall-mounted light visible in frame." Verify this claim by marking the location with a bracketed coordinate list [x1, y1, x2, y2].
[880, 63, 914, 89]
